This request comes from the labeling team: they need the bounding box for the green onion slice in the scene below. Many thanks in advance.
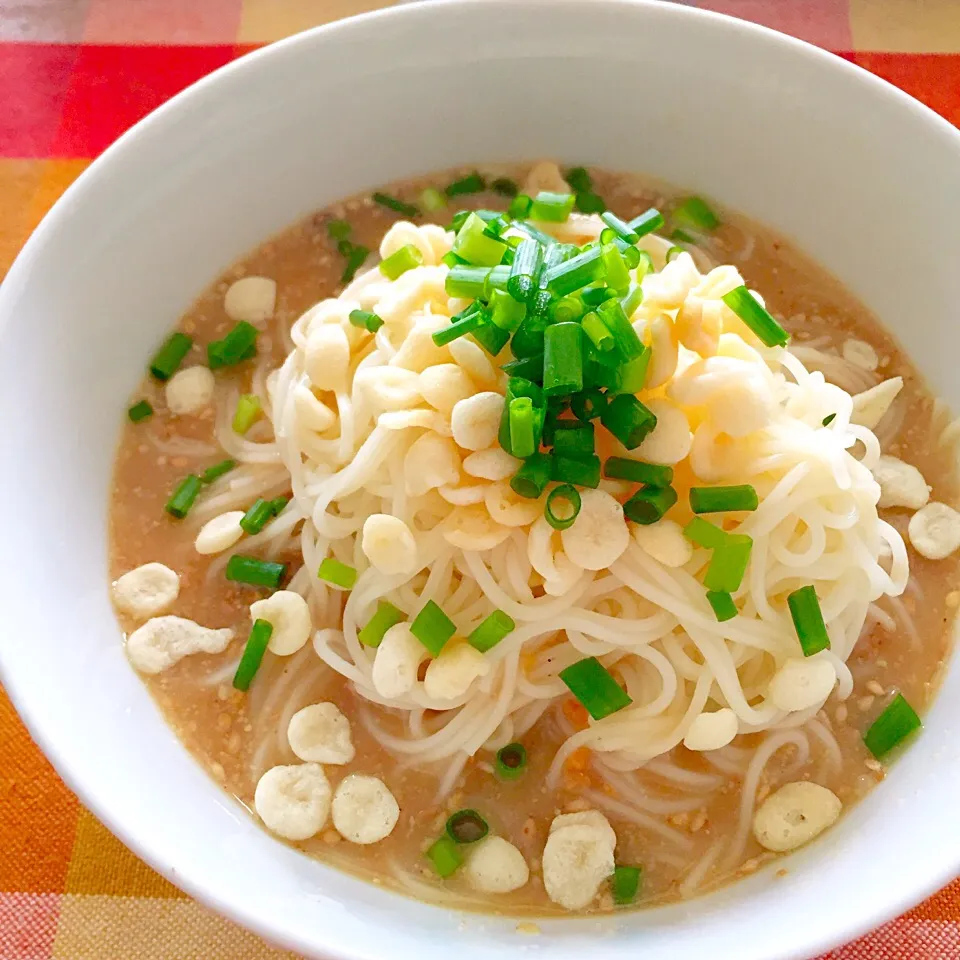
[787,585,831,656]
[508,397,536,459]
[571,388,608,422]
[543,322,584,397]
[318,557,358,590]
[491,177,519,197]
[628,208,665,239]
[863,693,922,759]
[446,809,489,844]
[690,484,759,514]
[232,394,262,434]
[240,498,275,536]
[564,167,593,193]
[420,187,446,212]
[822,413,836,426]
[672,196,720,232]
[380,243,424,280]
[560,656,633,721]
[149,332,193,381]
[552,422,595,460]
[411,599,457,657]
[201,459,237,484]
[704,534,753,593]
[349,309,384,333]
[510,452,552,500]
[707,590,738,622]
[339,243,370,284]
[128,400,153,423]
[529,191,576,223]
[372,192,419,217]
[165,475,202,519]
[445,172,486,196]
[575,192,606,214]
[495,742,528,780]
[327,219,351,241]
[232,619,274,692]
[358,601,406,648]
[601,394,657,449]
[551,454,601,489]
[208,320,259,369]
[225,555,286,588]
[721,285,789,348]
[603,457,673,487]
[426,835,463,877]
[545,484,582,531]
[683,516,729,549]
[611,865,643,905]
[623,486,677,525]
[469,610,516,652]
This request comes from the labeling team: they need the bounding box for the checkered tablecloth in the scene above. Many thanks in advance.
[2,1,960,957]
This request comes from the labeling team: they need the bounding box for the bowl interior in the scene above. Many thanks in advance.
[2,3,960,959]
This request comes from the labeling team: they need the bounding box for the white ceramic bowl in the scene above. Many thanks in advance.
[2,2,960,957]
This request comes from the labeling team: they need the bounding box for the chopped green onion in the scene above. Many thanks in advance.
[240,498,276,535]
[552,422,595,460]
[683,516,728,549]
[426,836,463,877]
[471,320,511,357]
[349,309,384,333]
[690,484,759,514]
[501,354,544,382]
[446,809,489,844]
[623,485,678,525]
[232,393,262,434]
[627,208,664,239]
[576,192,606,214]
[373,191,419,217]
[721,286,789,348]
[507,239,545,303]
[571,388,608,422]
[508,194,533,219]
[483,265,511,298]
[419,187,447,212]
[411,599,457,657]
[599,244,631,294]
[468,609,515,653]
[529,191,576,223]
[704,534,752,592]
[545,484,582,530]
[665,245,684,262]
[208,320,259,369]
[822,413,836,426]
[597,298,644,361]
[495,742,528,780]
[165,475,202,519]
[509,397,536,459]
[200,458,237,483]
[634,251,654,280]
[445,172,486,196]
[453,212,508,267]
[432,305,485,347]
[269,496,288,515]
[581,311,615,354]
[380,243,424,280]
[787,585,831,656]
[149,332,193,381]
[707,590,738,622]
[511,452,552,500]
[543,322,584,397]
[226,554,286,588]
[672,196,720,232]
[446,264,492,299]
[560,656,632,720]
[612,865,643,905]
[671,227,695,244]
[340,243,370,284]
[564,167,593,193]
[491,177,518,197]
[128,400,153,423]
[232,619,273,692]
[601,394,657,449]
[327,219,351,241]
[441,251,465,268]
[318,557,358,590]
[490,289,527,332]
[551,454,601,489]
[611,348,650,395]
[358,601,406,648]
[603,457,673,487]
[499,377,545,456]
[580,285,616,308]
[510,315,546,360]
[600,211,640,244]
[544,245,604,296]
[864,693,922,759]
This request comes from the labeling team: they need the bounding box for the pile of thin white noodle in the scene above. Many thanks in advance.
[165,168,927,888]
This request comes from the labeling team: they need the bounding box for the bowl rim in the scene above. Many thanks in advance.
[3,1,960,957]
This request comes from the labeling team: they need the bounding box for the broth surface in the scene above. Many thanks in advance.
[110,165,958,914]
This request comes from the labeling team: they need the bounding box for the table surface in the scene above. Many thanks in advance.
[2,1,960,957]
